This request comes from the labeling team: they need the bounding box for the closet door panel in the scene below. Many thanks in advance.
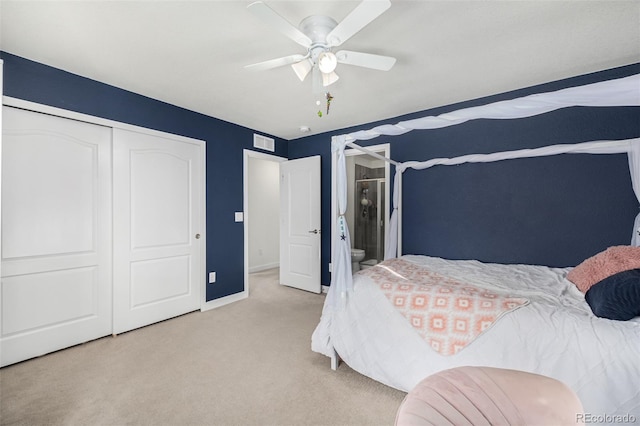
[2,267,98,335]
[130,151,190,249]
[130,256,190,307]
[1,106,112,367]
[113,128,203,335]
[2,130,95,258]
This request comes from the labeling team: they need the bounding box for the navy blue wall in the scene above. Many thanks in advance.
[1,52,287,302]
[289,64,640,285]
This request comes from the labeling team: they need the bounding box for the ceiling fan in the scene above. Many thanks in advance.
[245,0,396,90]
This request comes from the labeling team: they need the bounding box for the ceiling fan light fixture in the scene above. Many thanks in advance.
[322,71,339,87]
[291,59,313,81]
[246,0,395,91]
[318,51,338,74]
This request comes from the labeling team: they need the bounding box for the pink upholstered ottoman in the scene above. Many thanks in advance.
[395,367,583,426]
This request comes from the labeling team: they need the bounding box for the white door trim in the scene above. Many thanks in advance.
[3,97,202,146]
[331,143,391,271]
[243,149,287,297]
[2,96,207,311]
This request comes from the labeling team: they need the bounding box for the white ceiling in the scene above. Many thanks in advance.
[1,1,639,140]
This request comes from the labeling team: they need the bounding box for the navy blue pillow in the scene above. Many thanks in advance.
[585,269,640,321]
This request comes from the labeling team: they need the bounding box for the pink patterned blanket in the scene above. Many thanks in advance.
[359,258,529,356]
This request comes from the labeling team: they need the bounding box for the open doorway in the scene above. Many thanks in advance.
[243,150,286,296]
[332,143,391,274]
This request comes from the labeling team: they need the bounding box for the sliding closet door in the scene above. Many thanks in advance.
[1,106,112,367]
[112,129,204,335]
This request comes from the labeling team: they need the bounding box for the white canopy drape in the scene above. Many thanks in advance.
[328,136,353,308]
[330,74,640,308]
[342,74,639,142]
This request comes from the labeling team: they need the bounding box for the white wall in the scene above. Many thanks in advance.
[248,156,280,272]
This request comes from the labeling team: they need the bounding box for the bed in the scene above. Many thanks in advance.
[313,73,640,422]
[312,254,640,418]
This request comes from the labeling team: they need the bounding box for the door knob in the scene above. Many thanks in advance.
[308,229,320,234]
[195,233,201,239]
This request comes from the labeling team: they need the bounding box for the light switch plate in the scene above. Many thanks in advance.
[209,272,216,283]
[235,212,244,222]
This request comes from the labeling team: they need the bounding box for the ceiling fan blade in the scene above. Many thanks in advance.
[335,50,396,71]
[245,54,306,71]
[247,1,312,48]
[326,0,391,47]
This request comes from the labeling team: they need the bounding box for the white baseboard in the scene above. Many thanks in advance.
[201,290,248,312]
[322,285,329,294]
[248,262,279,274]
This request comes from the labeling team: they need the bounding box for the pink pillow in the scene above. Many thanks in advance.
[568,246,640,293]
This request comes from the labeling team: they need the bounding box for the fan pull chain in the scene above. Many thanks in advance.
[326,92,334,115]
[316,92,334,117]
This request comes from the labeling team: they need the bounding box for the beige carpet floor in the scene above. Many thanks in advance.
[0,269,406,426]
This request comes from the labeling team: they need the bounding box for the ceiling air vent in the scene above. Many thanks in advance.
[253,134,275,152]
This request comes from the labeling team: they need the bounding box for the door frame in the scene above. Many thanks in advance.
[331,143,391,273]
[1,96,207,312]
[243,149,287,297]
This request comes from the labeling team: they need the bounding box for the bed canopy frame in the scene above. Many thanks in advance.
[329,73,640,308]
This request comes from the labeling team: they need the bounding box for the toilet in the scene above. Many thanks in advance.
[359,259,379,270]
[351,249,365,272]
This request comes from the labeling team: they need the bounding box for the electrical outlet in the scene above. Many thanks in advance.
[209,272,216,283]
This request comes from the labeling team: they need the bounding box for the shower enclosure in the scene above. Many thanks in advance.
[354,178,385,264]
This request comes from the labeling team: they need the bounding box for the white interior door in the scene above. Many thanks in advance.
[1,106,112,366]
[279,156,321,293]
[113,128,204,334]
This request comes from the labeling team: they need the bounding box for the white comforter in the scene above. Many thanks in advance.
[312,255,640,420]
